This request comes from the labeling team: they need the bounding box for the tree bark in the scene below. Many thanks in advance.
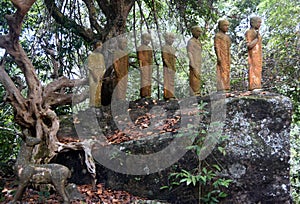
[0,0,88,164]
[44,0,135,43]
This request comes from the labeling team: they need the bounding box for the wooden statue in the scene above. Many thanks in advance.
[245,16,263,91]
[113,37,129,100]
[187,26,202,96]
[162,32,176,100]
[214,19,231,92]
[12,133,71,204]
[137,33,153,98]
[88,41,105,107]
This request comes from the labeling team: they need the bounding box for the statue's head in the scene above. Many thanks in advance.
[141,33,152,45]
[164,32,175,45]
[93,41,103,51]
[118,37,127,50]
[191,26,202,38]
[250,16,262,30]
[218,19,230,33]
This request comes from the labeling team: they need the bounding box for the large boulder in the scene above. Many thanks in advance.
[55,92,292,203]
[207,93,292,203]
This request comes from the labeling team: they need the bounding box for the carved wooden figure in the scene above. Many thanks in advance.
[12,134,71,204]
[245,16,263,91]
[187,26,202,96]
[88,41,105,107]
[214,19,231,92]
[162,32,176,100]
[137,33,153,98]
[113,38,129,100]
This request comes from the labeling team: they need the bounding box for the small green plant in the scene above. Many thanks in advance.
[38,186,51,203]
[162,165,232,204]
[198,101,209,116]
[161,102,232,203]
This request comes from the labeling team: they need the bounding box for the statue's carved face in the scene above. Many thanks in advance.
[94,41,102,51]
[165,33,175,45]
[94,43,102,52]
[254,19,262,30]
[142,34,151,45]
[118,38,127,50]
[191,26,202,38]
[219,20,229,33]
[250,17,262,30]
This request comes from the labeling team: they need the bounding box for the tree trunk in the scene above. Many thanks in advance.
[0,0,133,181]
[0,0,86,164]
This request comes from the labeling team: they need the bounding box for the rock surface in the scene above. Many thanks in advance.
[55,92,292,203]
[208,93,292,203]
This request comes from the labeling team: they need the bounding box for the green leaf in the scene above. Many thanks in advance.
[218,192,228,198]
[212,164,221,171]
[192,175,197,186]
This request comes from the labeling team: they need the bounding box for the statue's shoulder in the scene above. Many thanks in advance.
[245,28,256,36]
[214,32,223,39]
[188,37,195,43]
[89,51,103,58]
[187,37,197,45]
[163,46,176,57]
[162,45,172,51]
[137,44,152,52]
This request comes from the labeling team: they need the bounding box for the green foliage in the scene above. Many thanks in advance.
[55,105,73,116]
[163,164,232,203]
[38,186,51,203]
[161,103,231,203]
[0,0,14,34]
[257,0,300,121]
[290,122,300,203]
[0,97,20,163]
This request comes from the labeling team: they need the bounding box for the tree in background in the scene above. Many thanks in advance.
[0,0,89,163]
[258,0,299,119]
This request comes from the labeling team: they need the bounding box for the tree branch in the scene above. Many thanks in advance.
[0,62,35,128]
[11,0,36,15]
[0,71,26,108]
[43,77,88,107]
[0,35,10,50]
[8,44,42,100]
[43,77,87,98]
[3,1,43,103]
[0,53,26,110]
[6,0,36,44]
[44,0,96,43]
[44,91,88,107]
[82,0,102,34]
[103,0,135,39]
[0,1,42,128]
[95,0,110,17]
